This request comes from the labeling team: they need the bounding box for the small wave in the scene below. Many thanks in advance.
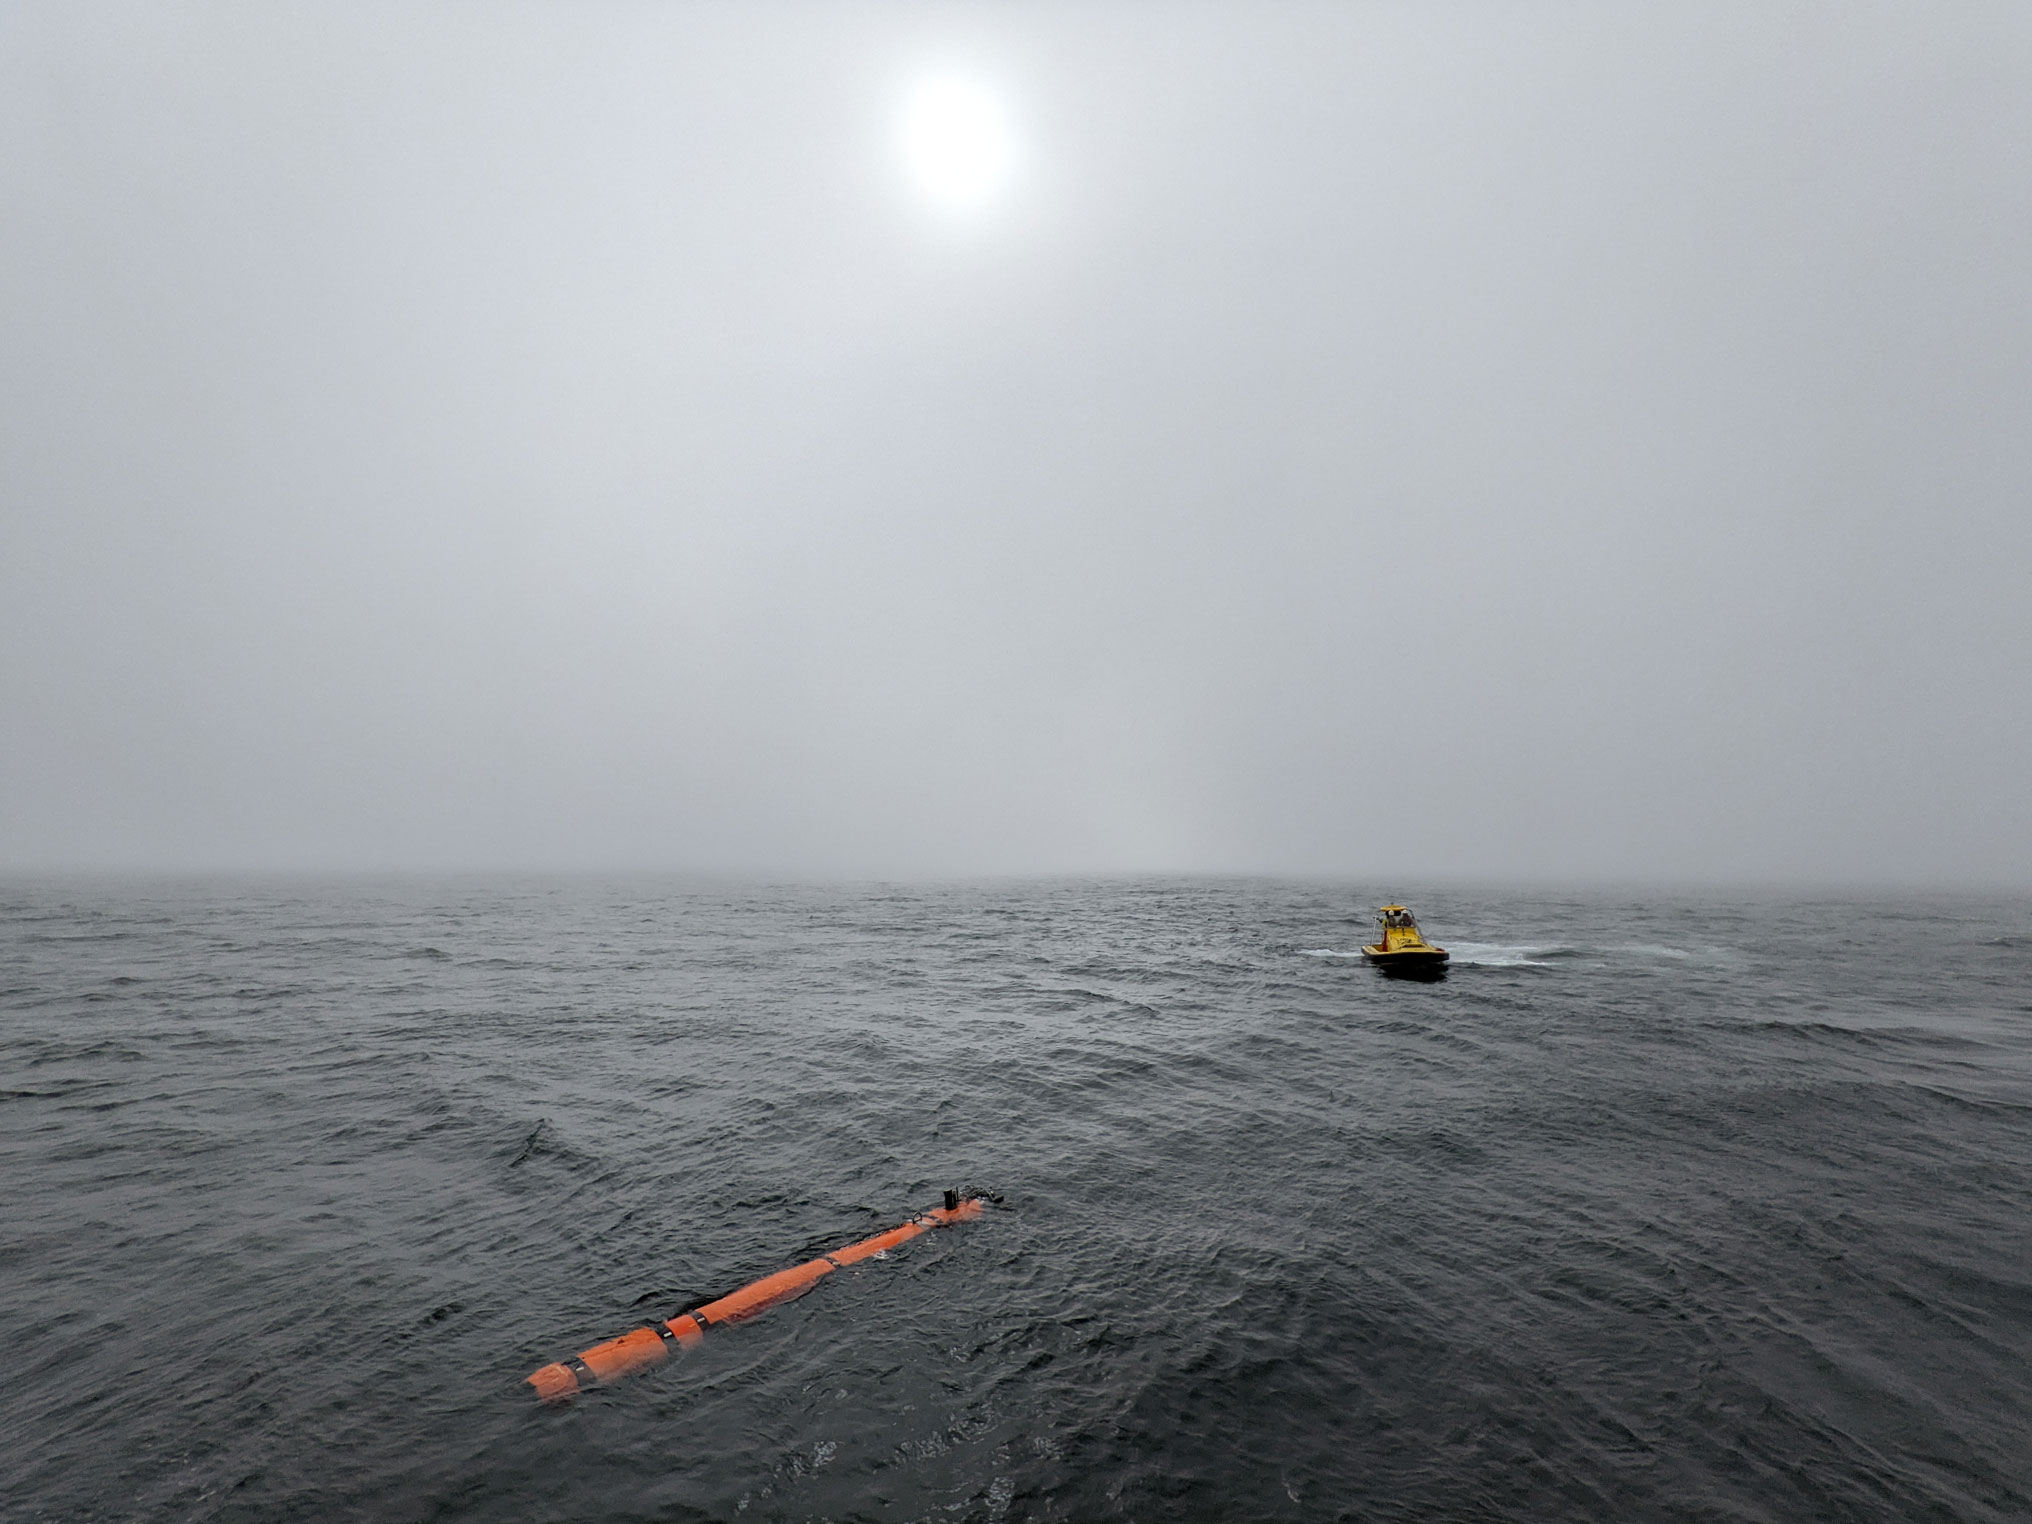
[1441,943,1711,967]
[1446,943,1568,968]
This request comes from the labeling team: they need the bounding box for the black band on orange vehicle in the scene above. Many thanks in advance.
[563,1356,595,1387]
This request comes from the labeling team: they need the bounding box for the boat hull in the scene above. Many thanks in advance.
[1360,945,1450,971]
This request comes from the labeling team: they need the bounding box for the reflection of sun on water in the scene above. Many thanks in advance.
[898,76,1016,210]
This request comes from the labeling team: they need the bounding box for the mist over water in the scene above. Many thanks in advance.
[3,3,2030,883]
[6,878,2030,1521]
[6,6,2032,1512]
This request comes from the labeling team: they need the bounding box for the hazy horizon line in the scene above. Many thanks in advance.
[3,863,2027,898]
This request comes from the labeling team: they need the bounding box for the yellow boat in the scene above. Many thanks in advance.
[1361,904,1449,973]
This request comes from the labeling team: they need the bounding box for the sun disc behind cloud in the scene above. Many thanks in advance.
[898,77,1017,210]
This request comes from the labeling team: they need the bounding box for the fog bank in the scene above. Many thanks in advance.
[3,3,2028,883]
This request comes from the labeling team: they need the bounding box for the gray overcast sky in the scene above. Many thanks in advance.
[2,2,2028,882]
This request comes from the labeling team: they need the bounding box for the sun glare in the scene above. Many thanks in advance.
[898,76,1017,211]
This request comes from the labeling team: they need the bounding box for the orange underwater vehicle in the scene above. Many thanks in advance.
[1361,904,1449,972]
[527,1191,990,1403]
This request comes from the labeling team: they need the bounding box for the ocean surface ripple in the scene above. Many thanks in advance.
[4,879,2030,1522]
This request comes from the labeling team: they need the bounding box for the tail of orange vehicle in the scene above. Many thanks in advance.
[527,1190,991,1404]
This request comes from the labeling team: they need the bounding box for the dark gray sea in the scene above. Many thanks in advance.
[4,878,2030,1523]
